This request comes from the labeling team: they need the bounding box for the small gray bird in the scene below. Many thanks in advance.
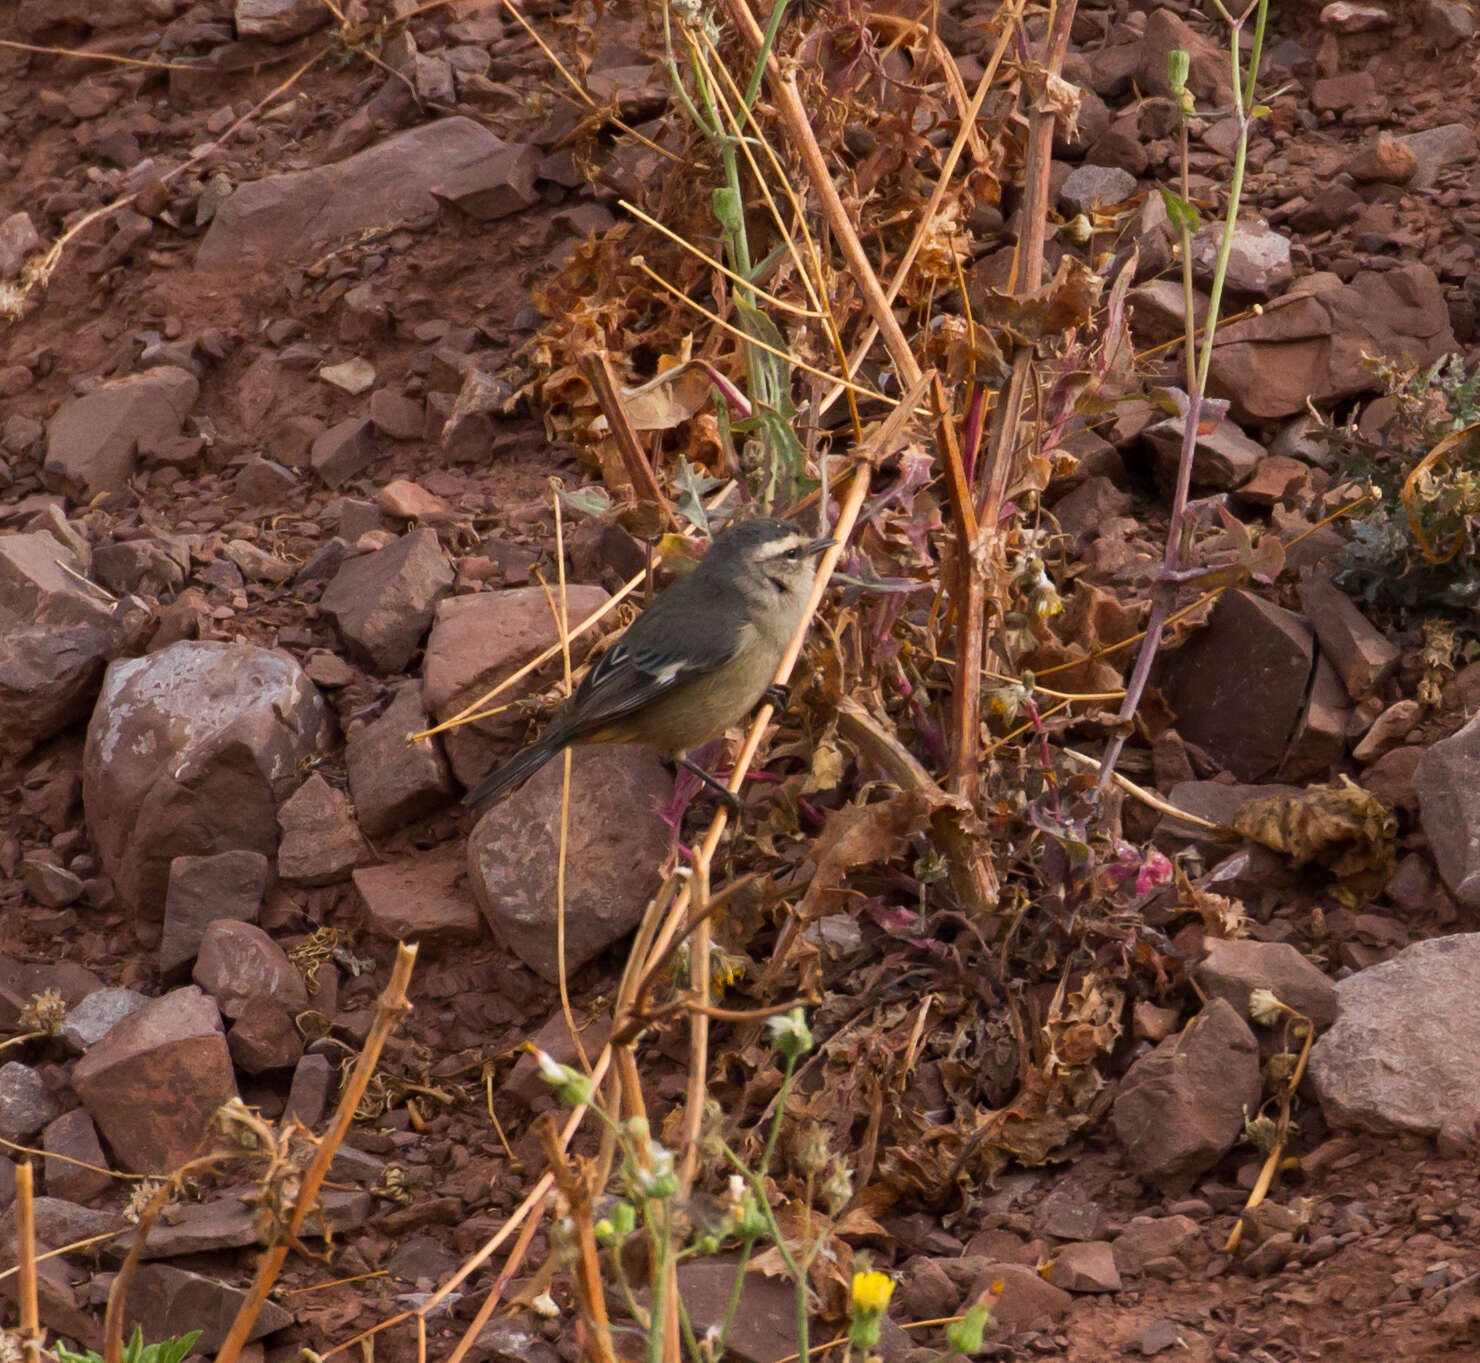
[462,517,834,808]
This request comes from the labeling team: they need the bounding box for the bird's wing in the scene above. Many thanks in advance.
[556,594,748,739]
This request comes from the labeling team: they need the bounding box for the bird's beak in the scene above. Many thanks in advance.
[805,536,836,557]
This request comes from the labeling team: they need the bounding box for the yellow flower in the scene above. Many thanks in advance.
[851,1271,894,1315]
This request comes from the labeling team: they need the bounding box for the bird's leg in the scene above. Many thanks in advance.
[677,757,743,815]
[761,683,790,712]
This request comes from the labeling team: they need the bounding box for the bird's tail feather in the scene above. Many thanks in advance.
[461,735,565,809]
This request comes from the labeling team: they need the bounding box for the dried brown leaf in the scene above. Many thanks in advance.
[1231,776,1398,904]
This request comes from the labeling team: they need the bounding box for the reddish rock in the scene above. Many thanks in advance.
[275,773,374,886]
[0,210,42,279]
[22,856,84,908]
[1277,656,1350,784]
[319,527,453,673]
[369,390,424,440]
[1137,9,1234,105]
[160,850,271,974]
[422,584,610,787]
[1189,221,1293,299]
[133,1187,370,1256]
[125,1262,291,1353]
[1144,413,1266,490]
[42,368,198,502]
[345,683,453,837]
[1112,998,1262,1190]
[1351,698,1421,764]
[42,1108,112,1202]
[1397,122,1478,190]
[1362,744,1422,814]
[431,141,539,220]
[967,1262,1072,1332]
[71,986,238,1173]
[1311,70,1379,113]
[1345,136,1416,185]
[0,531,147,762]
[1111,1215,1203,1276]
[285,1052,333,1127]
[93,538,189,598]
[309,416,378,489]
[1126,279,1206,347]
[1420,0,1477,47]
[1208,265,1455,422]
[1045,1240,1122,1293]
[1048,476,1133,541]
[1415,714,1480,908]
[193,919,308,1019]
[235,456,299,505]
[235,0,330,41]
[198,118,507,267]
[1297,574,1399,700]
[377,478,455,524]
[1238,456,1310,506]
[1193,938,1338,1030]
[222,538,295,585]
[227,996,304,1074]
[1310,934,1480,1141]
[467,746,672,983]
[82,641,332,918]
[354,843,483,946]
[1319,2,1394,30]
[1157,590,1314,781]
[669,1257,805,1363]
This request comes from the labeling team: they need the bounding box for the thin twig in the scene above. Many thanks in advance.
[580,353,681,528]
[215,944,419,1363]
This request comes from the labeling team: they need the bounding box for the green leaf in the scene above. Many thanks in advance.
[1157,186,1201,237]
[558,485,614,518]
[673,457,725,534]
[1250,103,1272,118]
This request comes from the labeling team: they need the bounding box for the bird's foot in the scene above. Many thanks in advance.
[678,756,743,814]
[762,683,790,711]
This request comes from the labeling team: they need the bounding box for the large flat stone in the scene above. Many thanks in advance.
[197,118,506,268]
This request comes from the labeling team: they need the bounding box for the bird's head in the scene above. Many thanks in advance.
[705,517,835,601]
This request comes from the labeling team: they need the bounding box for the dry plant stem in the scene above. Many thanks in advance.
[215,943,419,1363]
[580,352,681,527]
[15,1161,40,1363]
[1223,1011,1314,1253]
[0,1231,121,1287]
[442,1209,543,1363]
[937,370,988,819]
[535,1121,618,1363]
[493,0,678,162]
[721,0,920,388]
[821,0,1023,418]
[677,857,713,1195]
[1056,747,1220,827]
[1098,0,1268,794]
[547,493,593,1076]
[726,0,997,912]
[976,0,1075,526]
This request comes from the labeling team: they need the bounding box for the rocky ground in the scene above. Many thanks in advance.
[4,0,1480,1361]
